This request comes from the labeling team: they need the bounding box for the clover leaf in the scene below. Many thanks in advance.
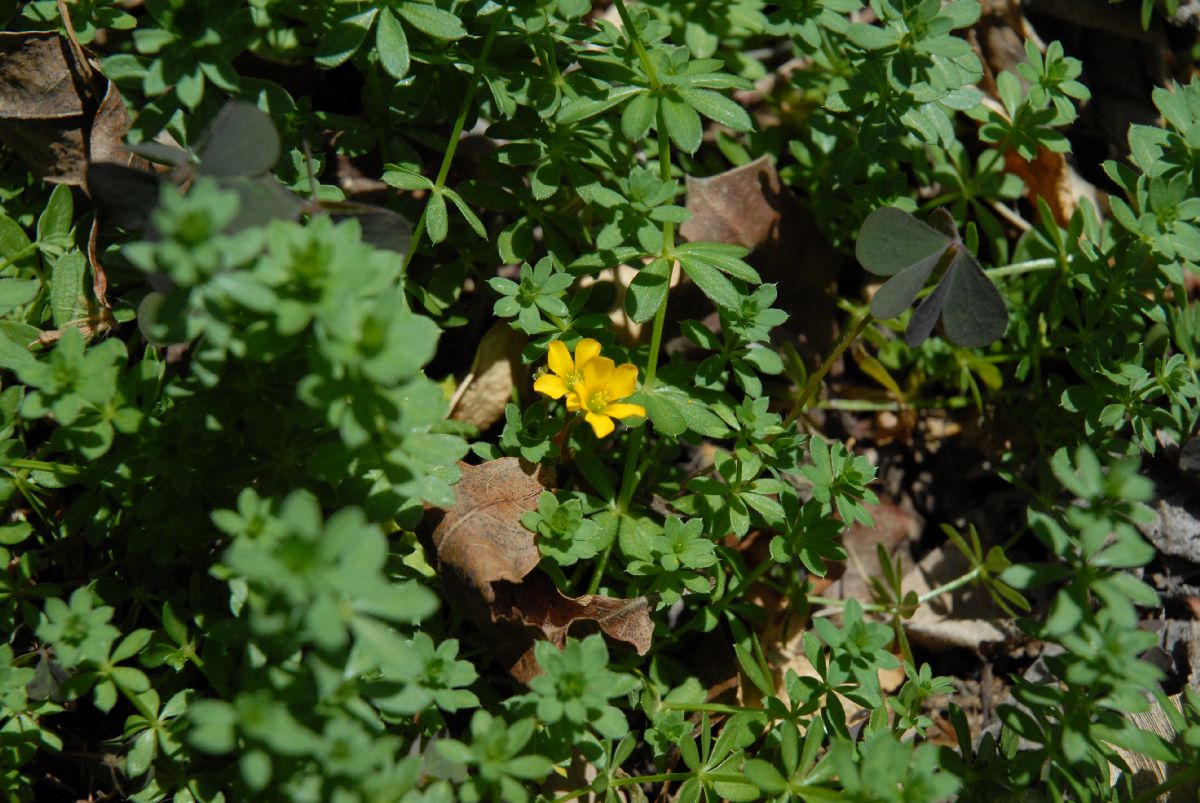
[857,206,1009,348]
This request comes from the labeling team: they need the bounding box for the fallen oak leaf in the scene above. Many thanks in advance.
[425,458,655,682]
[491,573,655,684]
[0,31,134,186]
[427,457,545,603]
[449,321,526,431]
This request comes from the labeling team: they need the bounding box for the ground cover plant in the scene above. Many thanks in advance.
[2,0,1200,800]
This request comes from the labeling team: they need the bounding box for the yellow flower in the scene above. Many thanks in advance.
[533,338,602,401]
[533,339,646,438]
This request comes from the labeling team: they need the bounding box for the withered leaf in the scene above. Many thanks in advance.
[492,573,654,683]
[449,321,526,431]
[678,154,837,366]
[427,458,655,683]
[0,32,88,119]
[429,457,546,599]
[0,31,134,186]
[680,154,783,250]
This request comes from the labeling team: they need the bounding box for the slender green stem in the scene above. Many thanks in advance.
[814,396,976,412]
[784,314,873,425]
[611,0,662,89]
[398,12,504,297]
[806,595,889,613]
[917,566,981,605]
[807,566,982,614]
[586,533,618,595]
[4,458,83,477]
[593,7,676,599]
[984,257,1062,278]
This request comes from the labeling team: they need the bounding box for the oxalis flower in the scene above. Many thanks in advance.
[534,339,646,438]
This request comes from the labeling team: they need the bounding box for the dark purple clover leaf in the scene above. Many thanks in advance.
[856,207,1008,348]
[195,101,281,177]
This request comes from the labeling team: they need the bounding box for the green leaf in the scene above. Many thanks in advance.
[744,758,788,793]
[241,748,273,792]
[197,102,280,177]
[398,2,467,39]
[426,191,449,243]
[558,85,645,125]
[376,8,411,80]
[382,168,433,191]
[0,279,40,309]
[38,184,74,243]
[847,23,899,50]
[674,242,760,282]
[678,87,752,132]
[0,214,34,270]
[625,256,671,324]
[0,326,37,370]
[661,95,703,153]
[445,190,487,238]
[679,254,739,309]
[316,8,379,68]
[639,389,687,436]
[0,522,32,545]
[50,252,87,328]
[188,700,238,754]
[621,91,657,141]
[857,207,950,278]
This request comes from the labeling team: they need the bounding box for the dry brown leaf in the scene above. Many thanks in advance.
[429,458,545,601]
[0,32,90,119]
[0,31,134,309]
[88,79,135,168]
[0,31,135,186]
[450,322,526,431]
[426,458,655,683]
[681,155,785,249]
[492,573,655,684]
[1003,146,1092,228]
[679,154,838,367]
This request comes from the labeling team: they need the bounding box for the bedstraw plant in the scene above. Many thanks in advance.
[1,0,1199,801]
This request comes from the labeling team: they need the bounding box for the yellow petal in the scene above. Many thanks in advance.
[583,356,615,389]
[547,340,573,378]
[533,374,568,399]
[565,391,583,412]
[604,402,645,420]
[585,412,615,438]
[608,363,639,399]
[574,338,602,368]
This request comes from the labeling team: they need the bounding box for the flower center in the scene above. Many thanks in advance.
[586,391,609,414]
[565,370,584,391]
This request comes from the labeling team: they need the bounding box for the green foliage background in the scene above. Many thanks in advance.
[1,0,1200,801]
